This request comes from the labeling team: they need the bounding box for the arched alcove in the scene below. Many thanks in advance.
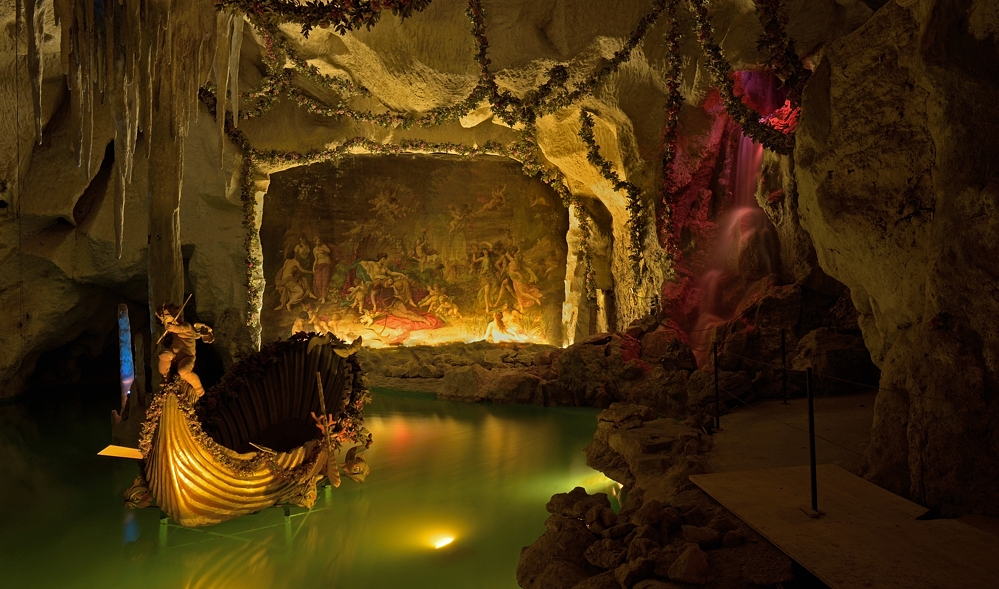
[257,154,572,347]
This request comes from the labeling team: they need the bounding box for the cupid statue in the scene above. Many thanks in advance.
[155,301,214,400]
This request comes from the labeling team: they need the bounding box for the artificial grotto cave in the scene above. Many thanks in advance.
[1,0,998,587]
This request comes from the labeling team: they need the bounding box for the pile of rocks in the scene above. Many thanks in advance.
[518,488,792,589]
[518,402,793,588]
[358,281,877,420]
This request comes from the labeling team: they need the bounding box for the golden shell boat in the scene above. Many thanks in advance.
[133,334,371,527]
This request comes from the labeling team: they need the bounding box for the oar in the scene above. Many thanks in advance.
[155,293,193,346]
[316,371,340,488]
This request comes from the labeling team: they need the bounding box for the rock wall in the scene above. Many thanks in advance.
[795,0,999,514]
[0,0,873,398]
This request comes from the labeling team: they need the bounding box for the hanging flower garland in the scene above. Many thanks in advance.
[754,0,810,106]
[579,110,644,284]
[659,0,684,262]
[687,0,795,154]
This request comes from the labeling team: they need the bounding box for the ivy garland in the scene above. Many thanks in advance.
[215,0,434,37]
[537,0,670,116]
[687,0,795,154]
[200,83,597,323]
[579,110,644,283]
[205,0,814,320]
[659,0,684,262]
[754,0,810,106]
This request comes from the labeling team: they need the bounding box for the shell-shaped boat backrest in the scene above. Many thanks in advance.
[198,336,353,453]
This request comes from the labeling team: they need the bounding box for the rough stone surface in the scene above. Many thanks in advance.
[614,557,655,588]
[681,525,721,549]
[791,327,879,392]
[584,539,628,570]
[796,0,999,513]
[667,543,711,585]
[517,514,599,588]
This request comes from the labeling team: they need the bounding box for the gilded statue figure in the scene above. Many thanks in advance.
[156,302,215,400]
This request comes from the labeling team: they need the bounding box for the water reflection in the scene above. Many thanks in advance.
[1,389,613,589]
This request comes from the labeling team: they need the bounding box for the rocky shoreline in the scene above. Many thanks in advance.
[518,403,795,589]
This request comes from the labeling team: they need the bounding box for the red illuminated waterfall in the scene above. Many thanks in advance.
[687,133,777,366]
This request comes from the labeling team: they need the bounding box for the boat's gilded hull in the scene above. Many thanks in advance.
[145,392,325,527]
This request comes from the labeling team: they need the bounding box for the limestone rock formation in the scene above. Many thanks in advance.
[796,0,999,514]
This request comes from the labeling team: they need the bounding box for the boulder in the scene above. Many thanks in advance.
[722,529,747,548]
[438,364,543,404]
[547,487,592,516]
[614,557,655,588]
[681,525,721,549]
[569,571,620,589]
[517,514,599,588]
[519,560,593,589]
[619,367,690,417]
[555,333,648,407]
[640,328,698,371]
[629,499,665,527]
[584,538,628,569]
[626,537,660,561]
[667,543,711,585]
[792,327,879,392]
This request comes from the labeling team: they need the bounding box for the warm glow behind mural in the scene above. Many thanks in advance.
[261,155,569,347]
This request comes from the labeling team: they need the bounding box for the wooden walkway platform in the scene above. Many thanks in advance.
[689,465,999,589]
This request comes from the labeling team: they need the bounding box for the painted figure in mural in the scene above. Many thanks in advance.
[484,311,511,343]
[412,230,438,273]
[371,192,404,221]
[294,236,313,270]
[347,280,370,314]
[476,184,507,216]
[313,237,333,304]
[472,243,500,314]
[418,284,446,315]
[292,311,311,335]
[447,204,474,235]
[304,302,335,335]
[495,246,543,312]
[383,283,430,324]
[156,303,214,400]
[359,253,415,312]
[529,192,551,208]
[274,252,313,311]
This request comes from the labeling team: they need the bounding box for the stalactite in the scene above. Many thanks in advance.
[48,1,232,258]
[25,0,46,142]
[228,15,244,127]
[215,10,233,161]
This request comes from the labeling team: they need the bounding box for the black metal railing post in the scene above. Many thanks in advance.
[807,367,818,513]
[713,342,720,429]
[781,329,788,404]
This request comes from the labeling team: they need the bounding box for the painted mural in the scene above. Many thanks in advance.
[260,155,569,347]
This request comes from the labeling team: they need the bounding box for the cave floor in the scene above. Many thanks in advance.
[703,391,999,541]
[706,392,877,476]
